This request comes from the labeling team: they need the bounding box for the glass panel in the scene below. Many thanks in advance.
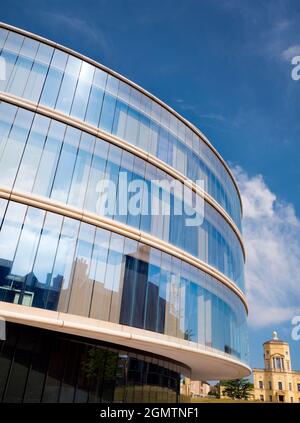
[0,31,24,92]
[67,222,95,316]
[55,55,82,115]
[71,61,95,120]
[0,28,8,50]
[10,207,45,306]
[50,125,81,203]
[32,120,66,197]
[84,138,109,214]
[40,49,68,108]
[29,212,63,309]
[55,217,80,312]
[7,37,39,97]
[85,68,107,127]
[23,43,54,103]
[67,132,95,209]
[89,228,111,320]
[0,102,17,161]
[0,107,33,189]
[14,114,50,193]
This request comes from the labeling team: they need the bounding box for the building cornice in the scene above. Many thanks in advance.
[253,368,300,375]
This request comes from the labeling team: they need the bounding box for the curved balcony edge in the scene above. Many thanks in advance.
[0,301,251,380]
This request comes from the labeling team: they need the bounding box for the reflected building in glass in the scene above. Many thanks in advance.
[0,22,250,403]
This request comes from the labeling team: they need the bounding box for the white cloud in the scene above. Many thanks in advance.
[281,45,300,61]
[233,166,300,328]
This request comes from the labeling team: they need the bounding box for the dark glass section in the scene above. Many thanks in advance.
[0,322,190,403]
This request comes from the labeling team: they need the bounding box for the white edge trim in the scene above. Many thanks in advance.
[0,302,251,380]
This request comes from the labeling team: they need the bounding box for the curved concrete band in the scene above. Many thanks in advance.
[0,302,251,380]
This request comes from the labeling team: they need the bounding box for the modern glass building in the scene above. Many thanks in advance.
[0,22,250,403]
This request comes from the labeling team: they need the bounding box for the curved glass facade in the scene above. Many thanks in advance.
[0,322,190,403]
[0,199,247,361]
[0,27,242,229]
[0,24,249,395]
[0,102,244,290]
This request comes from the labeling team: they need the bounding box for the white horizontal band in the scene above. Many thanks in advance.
[0,302,251,380]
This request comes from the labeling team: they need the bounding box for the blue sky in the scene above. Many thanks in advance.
[1,0,300,373]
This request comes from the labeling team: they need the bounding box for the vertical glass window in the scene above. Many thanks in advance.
[144,248,162,332]
[67,222,96,316]
[0,107,33,189]
[112,99,128,139]
[3,330,35,403]
[67,132,95,210]
[108,233,126,323]
[24,43,54,103]
[14,114,50,193]
[84,138,109,214]
[99,144,122,218]
[89,228,111,320]
[40,49,68,109]
[32,120,66,197]
[42,338,66,402]
[0,31,24,92]
[50,125,81,203]
[163,254,176,337]
[126,155,146,230]
[0,198,7,227]
[157,252,167,334]
[0,102,17,160]
[124,106,140,146]
[28,212,63,309]
[85,68,107,127]
[71,61,95,120]
[52,217,80,311]
[10,206,44,279]
[115,150,134,225]
[99,75,118,133]
[7,37,39,97]
[55,55,82,115]
[0,28,8,50]
[0,202,27,302]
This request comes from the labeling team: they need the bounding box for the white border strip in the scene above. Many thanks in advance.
[0,302,251,380]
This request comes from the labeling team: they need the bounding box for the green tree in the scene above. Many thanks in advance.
[221,379,253,400]
[208,383,221,398]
